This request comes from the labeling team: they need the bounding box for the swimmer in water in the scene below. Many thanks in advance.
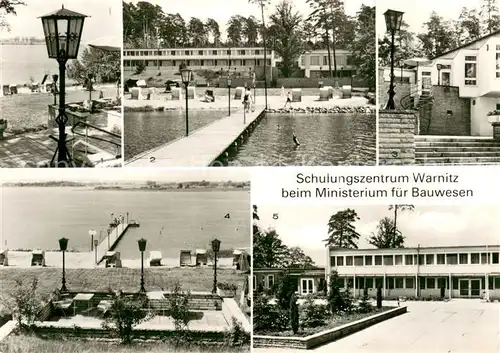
[292,131,300,146]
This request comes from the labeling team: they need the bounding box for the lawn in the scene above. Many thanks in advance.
[0,267,246,309]
[0,335,250,353]
[255,307,393,337]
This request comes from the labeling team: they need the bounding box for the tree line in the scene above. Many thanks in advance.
[253,204,415,269]
[123,0,375,87]
[379,0,500,66]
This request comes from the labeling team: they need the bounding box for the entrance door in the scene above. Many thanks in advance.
[421,72,432,91]
[459,279,469,297]
[470,279,481,297]
[441,72,451,86]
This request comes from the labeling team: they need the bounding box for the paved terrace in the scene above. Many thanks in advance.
[254,300,500,353]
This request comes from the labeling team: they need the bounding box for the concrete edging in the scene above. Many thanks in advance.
[253,306,407,349]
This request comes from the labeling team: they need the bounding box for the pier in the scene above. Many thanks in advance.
[126,106,266,167]
[94,222,131,264]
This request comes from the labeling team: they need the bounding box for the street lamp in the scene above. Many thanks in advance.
[40,5,88,167]
[59,237,69,292]
[138,238,147,293]
[227,77,232,117]
[180,68,193,137]
[89,229,96,251]
[87,72,94,101]
[211,238,221,294]
[436,64,443,86]
[383,9,404,110]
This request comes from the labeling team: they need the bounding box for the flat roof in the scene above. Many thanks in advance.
[329,245,500,252]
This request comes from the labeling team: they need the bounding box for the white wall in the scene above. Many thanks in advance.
[471,96,497,136]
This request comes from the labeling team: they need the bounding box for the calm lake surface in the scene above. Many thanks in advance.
[0,44,56,84]
[124,110,227,160]
[230,113,376,166]
[0,187,250,259]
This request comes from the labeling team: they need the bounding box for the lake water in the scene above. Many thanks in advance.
[0,187,250,259]
[230,113,376,166]
[0,44,57,85]
[124,110,227,160]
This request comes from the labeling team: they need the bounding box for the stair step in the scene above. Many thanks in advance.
[416,137,496,142]
[415,156,500,163]
[416,160,500,166]
[417,147,500,152]
[416,151,500,157]
[416,142,500,147]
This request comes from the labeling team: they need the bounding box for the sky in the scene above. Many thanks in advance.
[376,0,498,37]
[1,0,122,46]
[126,0,373,40]
[0,168,249,183]
[255,204,500,266]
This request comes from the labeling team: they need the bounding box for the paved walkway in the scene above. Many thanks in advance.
[126,106,264,167]
[254,300,500,353]
[0,321,17,342]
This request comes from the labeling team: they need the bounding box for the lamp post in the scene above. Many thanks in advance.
[87,72,93,101]
[227,77,232,117]
[436,64,443,86]
[180,68,193,137]
[138,238,147,293]
[211,238,221,294]
[107,229,111,249]
[383,9,404,110]
[40,5,87,167]
[89,229,96,251]
[59,237,69,292]
[93,239,98,264]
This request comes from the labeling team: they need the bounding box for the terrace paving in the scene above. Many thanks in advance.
[254,300,500,353]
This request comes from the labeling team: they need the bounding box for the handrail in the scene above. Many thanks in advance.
[72,130,121,148]
[71,121,121,139]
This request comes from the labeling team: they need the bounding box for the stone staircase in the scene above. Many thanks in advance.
[416,136,500,165]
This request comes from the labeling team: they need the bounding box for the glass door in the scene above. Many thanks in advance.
[301,278,314,295]
[470,279,481,297]
[459,279,469,297]
[442,72,451,86]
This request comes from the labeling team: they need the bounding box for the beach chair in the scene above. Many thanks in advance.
[105,251,122,268]
[31,250,45,266]
[0,250,8,266]
[180,250,192,267]
[319,87,329,101]
[195,249,208,266]
[292,88,302,102]
[149,251,162,267]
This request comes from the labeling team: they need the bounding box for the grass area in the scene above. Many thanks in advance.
[0,267,245,308]
[255,307,393,337]
[0,335,250,353]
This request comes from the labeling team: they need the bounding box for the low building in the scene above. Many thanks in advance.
[253,267,326,296]
[298,49,355,78]
[326,245,500,300]
[123,47,275,81]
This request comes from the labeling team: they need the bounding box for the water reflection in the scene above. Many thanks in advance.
[230,113,375,166]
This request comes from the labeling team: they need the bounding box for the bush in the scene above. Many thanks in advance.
[167,281,191,331]
[5,277,42,330]
[253,293,289,332]
[328,270,354,314]
[276,274,297,310]
[357,288,373,314]
[217,282,238,291]
[225,317,250,346]
[300,295,330,328]
[289,293,299,334]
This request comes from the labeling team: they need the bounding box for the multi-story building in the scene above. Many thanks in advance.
[123,47,275,81]
[298,49,355,78]
[326,245,500,300]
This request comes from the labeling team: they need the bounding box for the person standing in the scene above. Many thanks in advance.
[283,91,292,108]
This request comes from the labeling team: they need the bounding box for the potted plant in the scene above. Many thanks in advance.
[487,110,500,140]
[217,282,238,298]
[0,119,7,138]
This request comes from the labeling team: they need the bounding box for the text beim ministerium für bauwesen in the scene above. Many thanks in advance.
[280,172,474,199]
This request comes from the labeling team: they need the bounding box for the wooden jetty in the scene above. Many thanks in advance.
[126,106,266,167]
[95,222,134,264]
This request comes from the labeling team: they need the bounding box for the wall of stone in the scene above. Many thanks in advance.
[420,86,471,135]
[379,110,418,165]
[378,68,412,109]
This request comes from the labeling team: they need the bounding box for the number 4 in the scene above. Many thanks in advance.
[224,213,230,219]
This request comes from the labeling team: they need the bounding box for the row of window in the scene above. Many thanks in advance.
[337,276,500,290]
[301,55,353,67]
[124,49,271,57]
[496,45,500,78]
[124,59,271,68]
[331,252,500,267]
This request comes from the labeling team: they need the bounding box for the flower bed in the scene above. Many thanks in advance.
[266,106,374,114]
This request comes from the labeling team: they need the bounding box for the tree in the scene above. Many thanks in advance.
[268,0,304,77]
[67,46,121,85]
[285,246,316,268]
[5,277,41,329]
[276,274,297,309]
[388,205,414,238]
[227,15,246,46]
[289,293,299,334]
[350,5,376,90]
[456,8,482,43]
[357,287,372,313]
[378,21,422,67]
[188,17,207,47]
[324,208,361,249]
[160,13,187,47]
[253,205,261,236]
[327,269,353,314]
[0,0,25,31]
[418,12,459,58]
[253,228,288,268]
[167,281,191,331]
[102,294,149,344]
[205,18,221,46]
[480,0,500,34]
[368,217,405,249]
[243,16,260,46]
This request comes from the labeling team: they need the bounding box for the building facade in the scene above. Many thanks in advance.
[326,245,500,300]
[298,49,355,78]
[253,267,326,296]
[123,47,275,81]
